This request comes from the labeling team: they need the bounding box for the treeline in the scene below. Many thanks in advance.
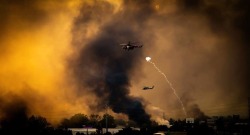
[0,113,156,135]
[0,112,170,135]
[1,113,249,135]
[0,113,120,135]
[0,115,72,135]
[59,113,118,128]
[58,113,158,128]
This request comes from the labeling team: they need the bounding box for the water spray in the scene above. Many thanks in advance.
[146,57,187,116]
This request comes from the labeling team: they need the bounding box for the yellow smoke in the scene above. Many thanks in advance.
[0,0,126,125]
[0,0,86,125]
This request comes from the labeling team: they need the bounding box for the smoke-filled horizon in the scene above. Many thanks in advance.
[0,0,249,126]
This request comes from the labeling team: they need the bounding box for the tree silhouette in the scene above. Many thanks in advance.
[100,114,116,128]
[27,115,52,135]
[69,113,89,128]
[89,114,102,128]
[115,119,127,127]
[59,118,71,129]
[0,114,72,135]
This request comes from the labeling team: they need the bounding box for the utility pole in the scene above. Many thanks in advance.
[248,97,250,122]
[105,104,108,134]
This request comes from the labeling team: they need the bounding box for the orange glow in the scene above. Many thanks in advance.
[0,0,248,125]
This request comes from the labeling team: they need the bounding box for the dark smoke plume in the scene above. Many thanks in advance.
[187,104,209,119]
[70,0,155,126]
[181,90,209,119]
[0,94,29,134]
[176,0,250,86]
[172,0,250,117]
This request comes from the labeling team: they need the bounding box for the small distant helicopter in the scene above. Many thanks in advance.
[142,85,154,90]
[119,41,143,51]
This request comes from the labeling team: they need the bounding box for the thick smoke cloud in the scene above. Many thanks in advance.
[70,0,155,126]
[0,94,29,133]
[70,0,250,122]
[0,0,86,125]
[176,0,250,114]
[145,0,250,118]
[187,104,208,119]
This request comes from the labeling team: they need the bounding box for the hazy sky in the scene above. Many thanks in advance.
[0,0,249,125]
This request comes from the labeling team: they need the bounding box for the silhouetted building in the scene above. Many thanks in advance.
[185,118,194,124]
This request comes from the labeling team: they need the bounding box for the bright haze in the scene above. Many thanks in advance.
[0,0,249,125]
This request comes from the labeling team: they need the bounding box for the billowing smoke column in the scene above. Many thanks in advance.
[70,0,154,126]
